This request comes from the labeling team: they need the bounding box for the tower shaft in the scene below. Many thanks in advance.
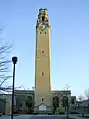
[34,8,52,113]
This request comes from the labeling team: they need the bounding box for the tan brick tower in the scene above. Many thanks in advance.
[34,8,52,113]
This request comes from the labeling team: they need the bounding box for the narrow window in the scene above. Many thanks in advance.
[45,32,46,34]
[42,97,44,102]
[42,50,44,54]
[42,72,44,76]
[40,32,42,34]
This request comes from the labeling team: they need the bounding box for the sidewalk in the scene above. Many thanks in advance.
[69,114,89,119]
[59,114,89,119]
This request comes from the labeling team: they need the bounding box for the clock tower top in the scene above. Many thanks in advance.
[36,8,50,28]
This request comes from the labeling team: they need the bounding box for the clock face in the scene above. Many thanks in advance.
[39,24,46,30]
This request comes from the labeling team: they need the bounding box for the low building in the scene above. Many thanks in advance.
[0,94,12,115]
[14,89,72,114]
[0,90,77,114]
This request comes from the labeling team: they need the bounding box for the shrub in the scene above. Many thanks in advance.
[70,112,79,114]
[59,112,65,115]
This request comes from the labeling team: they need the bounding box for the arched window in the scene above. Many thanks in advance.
[42,16,45,22]
[71,98,75,104]
[62,96,68,107]
[53,96,59,107]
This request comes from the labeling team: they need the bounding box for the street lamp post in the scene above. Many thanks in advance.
[11,56,18,119]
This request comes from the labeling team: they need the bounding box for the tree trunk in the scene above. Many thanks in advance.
[66,106,69,119]
[87,99,89,114]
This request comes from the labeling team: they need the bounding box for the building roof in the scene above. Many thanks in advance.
[51,90,71,94]
[14,89,71,94]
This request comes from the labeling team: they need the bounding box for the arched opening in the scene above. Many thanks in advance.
[42,16,45,22]
[62,96,68,107]
[53,96,59,114]
[26,96,33,114]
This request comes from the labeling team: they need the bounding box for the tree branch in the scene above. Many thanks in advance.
[0,29,12,91]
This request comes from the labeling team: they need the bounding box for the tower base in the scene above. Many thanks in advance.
[34,104,52,114]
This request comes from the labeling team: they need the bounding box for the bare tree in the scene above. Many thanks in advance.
[78,95,84,102]
[84,88,89,114]
[0,28,12,93]
[62,84,71,119]
[84,88,89,100]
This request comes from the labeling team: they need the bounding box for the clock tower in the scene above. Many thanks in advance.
[34,8,52,113]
